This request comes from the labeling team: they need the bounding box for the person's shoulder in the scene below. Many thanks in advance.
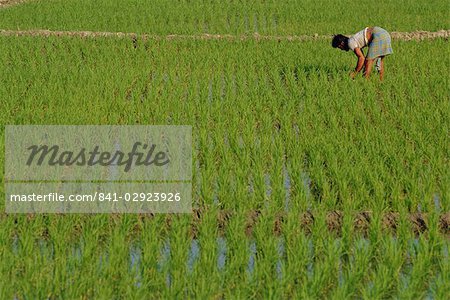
[348,38,358,51]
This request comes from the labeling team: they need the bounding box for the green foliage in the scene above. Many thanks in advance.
[0,24,448,298]
[0,0,448,34]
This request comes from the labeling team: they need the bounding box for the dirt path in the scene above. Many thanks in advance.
[0,28,449,41]
[0,0,28,8]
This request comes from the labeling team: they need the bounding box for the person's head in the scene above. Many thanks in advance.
[332,34,349,51]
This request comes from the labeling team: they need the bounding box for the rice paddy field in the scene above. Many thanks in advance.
[0,0,449,299]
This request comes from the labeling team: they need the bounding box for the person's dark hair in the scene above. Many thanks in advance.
[332,34,349,50]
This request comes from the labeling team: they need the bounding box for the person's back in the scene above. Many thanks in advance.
[348,27,369,51]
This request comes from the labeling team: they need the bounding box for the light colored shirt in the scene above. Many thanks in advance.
[348,27,368,51]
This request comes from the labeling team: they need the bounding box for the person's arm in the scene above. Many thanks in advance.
[350,48,365,78]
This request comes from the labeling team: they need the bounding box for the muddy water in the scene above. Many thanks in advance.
[433,193,441,212]
[247,240,257,277]
[9,235,443,294]
[187,239,200,273]
[13,138,443,289]
[276,237,285,279]
[217,237,227,271]
[157,239,171,287]
[283,165,290,211]
[130,245,142,287]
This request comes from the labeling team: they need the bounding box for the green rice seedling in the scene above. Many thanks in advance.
[187,206,222,297]
[0,0,448,35]
[221,211,251,296]
[0,31,448,297]
[251,211,283,296]
[138,214,167,295]
[163,214,191,297]
[338,237,372,298]
[428,240,450,299]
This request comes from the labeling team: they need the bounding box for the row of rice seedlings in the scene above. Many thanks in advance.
[1,36,448,212]
[0,37,446,211]
[0,210,446,297]
[0,214,170,298]
[0,0,448,35]
[0,192,443,293]
[0,36,448,297]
